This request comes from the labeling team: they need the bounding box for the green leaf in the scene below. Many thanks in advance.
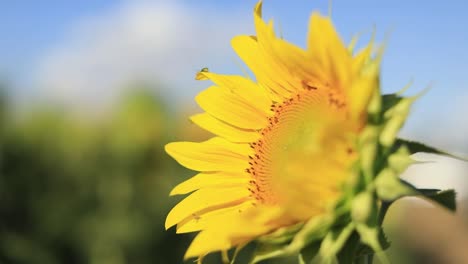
[381,94,403,113]
[299,241,321,264]
[336,232,361,264]
[395,139,468,162]
[231,242,256,264]
[420,189,457,211]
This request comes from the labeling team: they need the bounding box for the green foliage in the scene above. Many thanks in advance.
[394,139,468,162]
[419,189,457,212]
[0,87,192,264]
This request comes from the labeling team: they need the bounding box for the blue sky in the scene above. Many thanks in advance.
[2,1,467,94]
[3,1,467,85]
[0,1,117,81]
[0,0,467,153]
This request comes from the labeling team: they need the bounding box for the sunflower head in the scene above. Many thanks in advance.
[164,1,423,263]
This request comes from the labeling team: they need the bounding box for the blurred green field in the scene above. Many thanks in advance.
[0,86,199,264]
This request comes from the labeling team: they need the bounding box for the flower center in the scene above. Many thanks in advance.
[247,85,356,219]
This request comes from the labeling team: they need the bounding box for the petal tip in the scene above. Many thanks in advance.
[164,217,174,230]
[165,208,179,230]
[169,188,179,196]
[164,142,177,157]
[254,1,263,16]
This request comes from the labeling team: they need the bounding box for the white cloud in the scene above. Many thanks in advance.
[34,0,252,110]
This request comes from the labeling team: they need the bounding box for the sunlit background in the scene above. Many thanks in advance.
[1,0,467,263]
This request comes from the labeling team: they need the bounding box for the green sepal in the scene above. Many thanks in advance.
[355,224,390,264]
[334,227,391,264]
[379,94,416,147]
[353,228,391,260]
[358,125,380,182]
[349,189,391,264]
[256,222,303,245]
[375,168,417,201]
[387,145,414,174]
[367,86,383,121]
[374,145,418,201]
[250,242,289,264]
[351,192,374,224]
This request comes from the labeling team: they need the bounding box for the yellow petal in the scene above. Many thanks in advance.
[176,201,253,233]
[165,138,252,172]
[349,63,379,118]
[232,1,329,105]
[185,230,233,260]
[254,2,327,89]
[352,41,374,75]
[231,36,291,101]
[190,113,260,143]
[253,1,273,44]
[170,171,250,196]
[307,13,352,90]
[165,187,250,230]
[204,137,253,157]
[196,86,268,129]
[184,205,282,259]
[200,72,272,114]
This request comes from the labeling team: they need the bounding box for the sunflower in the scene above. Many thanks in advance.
[165,1,381,260]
